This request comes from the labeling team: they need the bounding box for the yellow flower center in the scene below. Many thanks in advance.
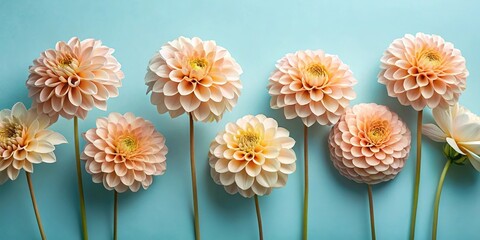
[305,63,328,87]
[0,121,23,145]
[55,54,79,77]
[189,58,208,71]
[238,132,260,153]
[117,136,138,155]
[367,120,390,145]
[419,50,441,68]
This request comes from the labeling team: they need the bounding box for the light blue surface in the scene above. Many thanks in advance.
[1,0,479,239]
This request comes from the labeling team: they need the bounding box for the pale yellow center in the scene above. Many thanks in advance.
[0,121,23,145]
[367,120,390,145]
[56,54,79,76]
[305,63,328,87]
[189,58,208,71]
[238,132,260,153]
[419,50,441,67]
[117,136,138,155]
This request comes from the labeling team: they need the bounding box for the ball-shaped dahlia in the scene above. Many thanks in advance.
[27,37,124,121]
[328,103,411,184]
[268,50,357,127]
[378,33,468,111]
[145,36,243,122]
[209,114,296,197]
[81,113,168,192]
[0,102,67,184]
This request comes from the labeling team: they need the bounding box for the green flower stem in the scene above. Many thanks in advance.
[367,184,376,240]
[26,172,46,240]
[189,113,201,240]
[432,159,452,240]
[410,110,423,239]
[74,117,88,240]
[114,191,118,240]
[254,195,264,240]
[303,125,309,240]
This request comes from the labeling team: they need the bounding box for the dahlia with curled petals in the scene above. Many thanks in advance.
[81,113,168,192]
[268,50,357,127]
[145,36,243,122]
[328,103,411,184]
[0,103,67,184]
[27,37,124,121]
[378,33,468,111]
[209,114,296,197]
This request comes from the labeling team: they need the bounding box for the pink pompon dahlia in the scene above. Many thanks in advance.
[82,113,168,192]
[328,103,411,184]
[27,37,124,121]
[378,33,468,111]
[0,102,67,184]
[145,36,243,122]
[268,50,357,127]
[209,114,296,198]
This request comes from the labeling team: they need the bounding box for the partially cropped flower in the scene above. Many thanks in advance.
[423,103,480,170]
[209,114,296,197]
[328,103,411,184]
[82,113,168,192]
[27,37,124,121]
[267,50,357,127]
[378,33,468,111]
[145,36,243,122]
[0,103,67,184]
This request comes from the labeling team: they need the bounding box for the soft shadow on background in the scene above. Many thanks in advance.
[1,0,480,239]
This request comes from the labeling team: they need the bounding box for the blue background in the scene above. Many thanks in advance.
[1,0,479,239]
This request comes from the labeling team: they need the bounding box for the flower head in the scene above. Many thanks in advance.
[209,114,296,197]
[27,37,124,121]
[0,103,67,184]
[145,36,243,122]
[82,113,168,192]
[423,103,480,170]
[268,50,357,127]
[378,33,468,111]
[328,103,411,184]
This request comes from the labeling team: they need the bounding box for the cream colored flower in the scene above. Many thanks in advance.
[378,33,468,111]
[0,103,67,184]
[27,37,124,121]
[209,114,296,197]
[423,103,480,170]
[328,103,411,184]
[268,50,357,127]
[82,113,168,192]
[145,36,243,122]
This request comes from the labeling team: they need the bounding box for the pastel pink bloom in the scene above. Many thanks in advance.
[145,36,243,122]
[209,114,296,197]
[328,103,411,184]
[27,37,124,122]
[82,113,168,192]
[0,103,67,184]
[268,50,357,127]
[423,103,480,171]
[378,33,468,111]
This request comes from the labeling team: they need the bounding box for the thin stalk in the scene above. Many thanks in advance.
[367,184,376,240]
[432,159,452,240]
[189,113,200,240]
[254,195,264,240]
[74,116,88,240]
[410,110,423,240]
[114,191,118,240]
[303,125,309,240]
[26,172,47,240]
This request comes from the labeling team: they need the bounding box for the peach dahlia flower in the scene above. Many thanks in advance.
[328,103,411,184]
[82,113,168,192]
[0,103,67,184]
[423,104,480,171]
[209,114,296,197]
[27,37,124,121]
[378,33,468,111]
[145,36,243,122]
[268,50,357,127]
